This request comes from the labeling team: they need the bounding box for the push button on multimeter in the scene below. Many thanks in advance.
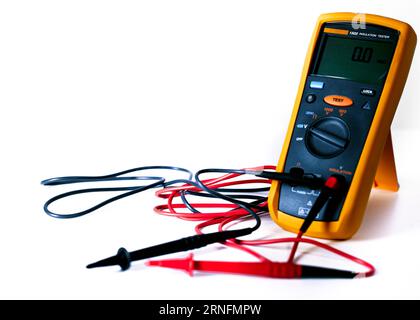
[361,89,376,97]
[306,94,317,103]
[309,81,325,89]
[324,95,353,107]
[305,117,350,158]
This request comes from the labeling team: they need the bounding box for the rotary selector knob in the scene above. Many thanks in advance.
[305,117,350,158]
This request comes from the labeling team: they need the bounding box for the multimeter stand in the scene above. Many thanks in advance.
[374,131,399,192]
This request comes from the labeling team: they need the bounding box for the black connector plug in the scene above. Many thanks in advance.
[254,167,324,190]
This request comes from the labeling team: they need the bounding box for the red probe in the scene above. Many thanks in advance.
[147,253,363,279]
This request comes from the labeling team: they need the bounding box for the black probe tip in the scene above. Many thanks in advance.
[86,247,131,271]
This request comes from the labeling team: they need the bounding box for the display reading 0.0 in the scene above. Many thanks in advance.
[313,35,396,85]
[352,47,373,63]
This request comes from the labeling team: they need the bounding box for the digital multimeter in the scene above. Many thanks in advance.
[268,13,417,239]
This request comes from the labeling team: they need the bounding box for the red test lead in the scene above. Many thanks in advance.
[146,254,361,279]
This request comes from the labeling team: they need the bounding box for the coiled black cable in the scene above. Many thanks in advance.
[41,166,192,219]
[41,165,268,227]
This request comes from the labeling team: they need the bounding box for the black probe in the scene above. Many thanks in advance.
[86,229,253,270]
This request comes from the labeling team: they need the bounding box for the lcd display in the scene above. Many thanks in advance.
[313,36,396,85]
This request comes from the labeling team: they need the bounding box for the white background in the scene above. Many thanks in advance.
[1,0,420,299]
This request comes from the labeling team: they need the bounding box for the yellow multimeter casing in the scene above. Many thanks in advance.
[268,13,417,239]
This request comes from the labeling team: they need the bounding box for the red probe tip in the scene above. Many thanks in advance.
[147,253,195,276]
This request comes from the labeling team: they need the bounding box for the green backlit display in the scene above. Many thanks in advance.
[314,36,395,85]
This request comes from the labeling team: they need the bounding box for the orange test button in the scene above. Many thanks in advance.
[324,95,353,107]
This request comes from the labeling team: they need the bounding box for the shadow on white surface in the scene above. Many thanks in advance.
[353,190,399,241]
